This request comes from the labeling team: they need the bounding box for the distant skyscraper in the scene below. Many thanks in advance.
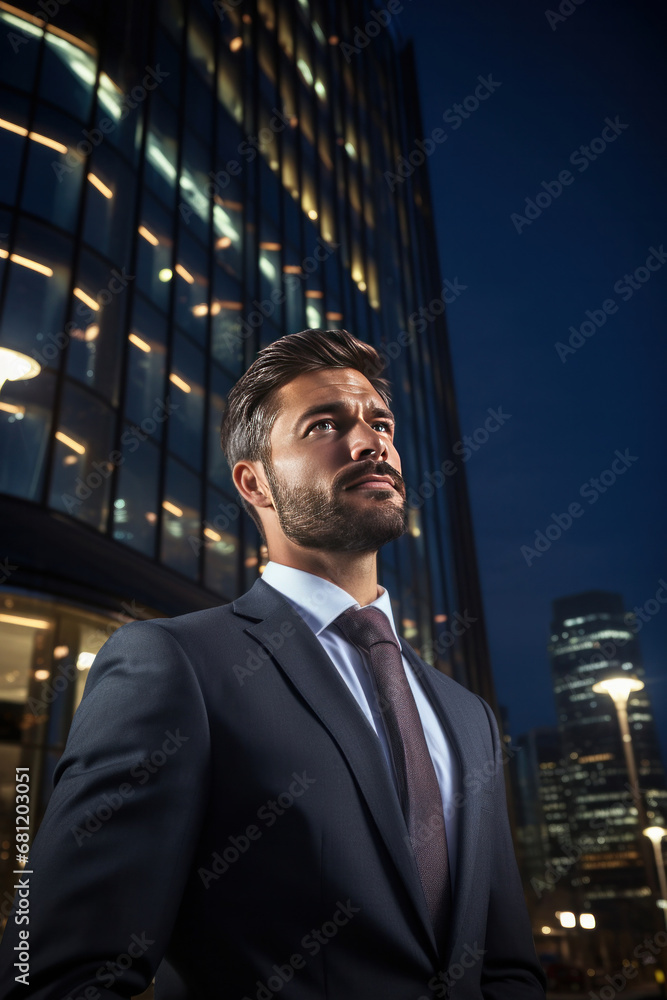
[548,590,667,928]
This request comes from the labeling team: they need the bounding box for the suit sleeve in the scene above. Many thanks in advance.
[0,619,211,1000]
[475,695,547,1000]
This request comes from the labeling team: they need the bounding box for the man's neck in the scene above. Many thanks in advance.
[265,550,381,607]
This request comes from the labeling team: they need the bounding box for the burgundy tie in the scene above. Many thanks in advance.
[332,605,451,942]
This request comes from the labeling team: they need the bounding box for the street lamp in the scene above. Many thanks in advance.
[0,347,41,394]
[591,676,647,825]
[643,826,667,929]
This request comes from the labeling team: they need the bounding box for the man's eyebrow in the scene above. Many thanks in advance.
[295,401,396,431]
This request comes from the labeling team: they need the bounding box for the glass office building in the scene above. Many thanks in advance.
[0,0,497,913]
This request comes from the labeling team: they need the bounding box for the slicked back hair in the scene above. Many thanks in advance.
[219,328,392,541]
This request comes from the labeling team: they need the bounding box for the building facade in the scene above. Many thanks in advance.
[548,590,667,933]
[0,0,496,922]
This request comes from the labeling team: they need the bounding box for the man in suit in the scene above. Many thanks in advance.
[0,328,546,999]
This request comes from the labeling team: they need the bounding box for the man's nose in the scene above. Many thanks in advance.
[349,423,389,461]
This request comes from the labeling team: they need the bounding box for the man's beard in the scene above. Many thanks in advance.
[263,461,409,553]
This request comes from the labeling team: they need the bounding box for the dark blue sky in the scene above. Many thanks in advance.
[398,0,667,757]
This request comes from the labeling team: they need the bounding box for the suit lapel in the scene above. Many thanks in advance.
[233,578,440,962]
[400,639,487,968]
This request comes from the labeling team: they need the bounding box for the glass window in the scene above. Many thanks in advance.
[0,11,41,91]
[39,30,98,122]
[145,93,178,208]
[208,363,235,493]
[83,144,137,267]
[174,230,209,347]
[20,105,85,233]
[136,190,174,313]
[112,429,160,557]
[49,379,115,532]
[153,26,182,108]
[158,0,185,44]
[0,369,55,502]
[204,486,240,597]
[213,194,243,281]
[0,219,72,361]
[65,248,127,406]
[160,456,201,580]
[0,89,28,206]
[180,126,211,246]
[217,33,243,125]
[167,331,205,472]
[210,268,244,374]
[124,295,168,441]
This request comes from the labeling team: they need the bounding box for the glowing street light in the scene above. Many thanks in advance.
[0,347,41,394]
[592,675,646,824]
[643,826,667,929]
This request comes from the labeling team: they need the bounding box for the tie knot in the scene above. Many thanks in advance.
[332,605,399,653]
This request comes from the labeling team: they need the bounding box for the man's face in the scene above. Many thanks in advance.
[262,367,408,552]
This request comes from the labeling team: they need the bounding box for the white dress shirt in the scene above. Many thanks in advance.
[260,560,460,888]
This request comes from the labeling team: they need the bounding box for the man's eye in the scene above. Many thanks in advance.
[309,420,334,432]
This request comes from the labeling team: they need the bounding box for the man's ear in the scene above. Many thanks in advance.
[232,460,274,510]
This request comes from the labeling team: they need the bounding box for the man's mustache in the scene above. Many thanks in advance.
[334,462,405,497]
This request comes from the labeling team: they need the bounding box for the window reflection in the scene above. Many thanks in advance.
[49,379,115,531]
[39,29,97,123]
[21,106,84,233]
[174,231,209,347]
[208,364,234,493]
[125,295,167,440]
[0,11,41,91]
[210,268,244,374]
[180,127,211,246]
[83,145,136,267]
[0,89,30,206]
[145,94,178,207]
[0,219,72,360]
[0,369,55,502]
[137,192,174,312]
[213,196,243,279]
[168,331,205,472]
[204,487,239,597]
[112,430,160,557]
[66,249,127,406]
[160,456,201,580]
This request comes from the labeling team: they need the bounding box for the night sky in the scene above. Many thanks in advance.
[397,1,667,757]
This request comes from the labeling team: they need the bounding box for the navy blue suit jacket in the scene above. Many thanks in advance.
[0,576,546,999]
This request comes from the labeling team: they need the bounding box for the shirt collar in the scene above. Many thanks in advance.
[259,560,401,643]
